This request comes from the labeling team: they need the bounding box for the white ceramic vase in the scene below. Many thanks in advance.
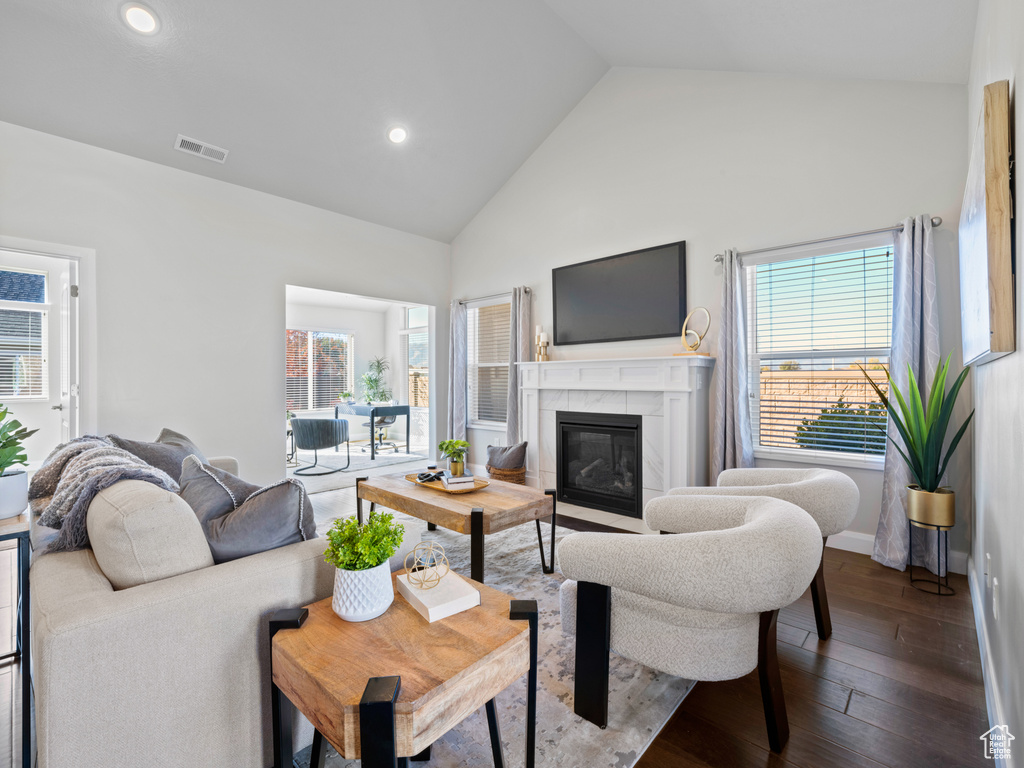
[0,471,28,520]
[332,560,394,622]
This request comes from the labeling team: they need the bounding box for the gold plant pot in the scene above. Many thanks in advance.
[906,486,955,531]
[448,459,465,478]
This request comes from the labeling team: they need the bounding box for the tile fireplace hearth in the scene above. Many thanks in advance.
[517,356,714,530]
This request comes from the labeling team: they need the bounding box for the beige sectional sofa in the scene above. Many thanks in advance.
[30,457,336,768]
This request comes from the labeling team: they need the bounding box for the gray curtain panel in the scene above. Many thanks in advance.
[446,299,468,441]
[506,286,532,445]
[874,216,941,572]
[711,248,754,483]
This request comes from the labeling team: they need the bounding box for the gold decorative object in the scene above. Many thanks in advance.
[535,327,550,361]
[906,486,955,531]
[675,306,711,355]
[404,542,450,590]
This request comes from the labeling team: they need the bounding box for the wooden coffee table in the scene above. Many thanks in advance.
[355,473,556,583]
[269,572,539,768]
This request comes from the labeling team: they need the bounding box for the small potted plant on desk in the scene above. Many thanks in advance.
[325,511,404,622]
[438,439,470,477]
[0,405,38,519]
[859,353,973,531]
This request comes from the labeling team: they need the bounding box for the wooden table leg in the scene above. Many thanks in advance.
[510,599,539,768]
[573,582,610,729]
[360,676,402,768]
[471,508,484,583]
[269,608,309,768]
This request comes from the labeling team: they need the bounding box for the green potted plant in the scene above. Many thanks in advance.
[324,510,404,621]
[338,391,355,404]
[858,353,973,530]
[0,405,38,519]
[438,439,470,477]
[360,357,392,404]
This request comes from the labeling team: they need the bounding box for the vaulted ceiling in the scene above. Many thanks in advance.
[0,1,978,242]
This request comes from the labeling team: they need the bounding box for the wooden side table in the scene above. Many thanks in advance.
[269,572,539,768]
[0,512,31,768]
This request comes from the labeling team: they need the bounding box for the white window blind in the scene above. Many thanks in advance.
[0,268,48,399]
[401,330,430,408]
[467,301,510,424]
[747,245,892,456]
[285,330,354,412]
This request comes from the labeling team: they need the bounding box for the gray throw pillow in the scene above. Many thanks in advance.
[109,428,207,483]
[178,455,317,564]
[486,441,527,469]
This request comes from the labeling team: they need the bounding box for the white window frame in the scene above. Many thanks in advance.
[0,266,50,401]
[745,232,894,470]
[286,326,355,413]
[399,306,430,409]
[466,294,511,432]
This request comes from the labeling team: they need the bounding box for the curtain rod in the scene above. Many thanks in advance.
[457,287,530,305]
[713,217,943,263]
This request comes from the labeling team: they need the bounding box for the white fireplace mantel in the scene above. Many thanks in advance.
[517,356,715,504]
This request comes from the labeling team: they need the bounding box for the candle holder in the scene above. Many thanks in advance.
[536,334,550,361]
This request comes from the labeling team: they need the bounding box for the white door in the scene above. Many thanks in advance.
[58,261,79,441]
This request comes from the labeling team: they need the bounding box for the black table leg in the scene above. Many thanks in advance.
[356,477,367,525]
[485,699,505,768]
[573,581,611,729]
[269,609,309,768]
[536,490,557,574]
[510,600,539,768]
[410,744,431,762]
[406,413,410,454]
[360,676,401,768]
[427,522,437,532]
[471,508,485,583]
[370,407,377,461]
[310,729,327,768]
[18,534,30,768]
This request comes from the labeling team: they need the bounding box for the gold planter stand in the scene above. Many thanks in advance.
[906,486,955,596]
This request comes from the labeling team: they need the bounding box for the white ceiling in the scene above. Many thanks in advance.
[0,1,977,243]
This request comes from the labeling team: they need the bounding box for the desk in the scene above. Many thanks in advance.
[334,403,411,461]
[0,512,31,768]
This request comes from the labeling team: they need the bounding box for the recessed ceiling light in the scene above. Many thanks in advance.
[388,126,408,144]
[122,3,159,34]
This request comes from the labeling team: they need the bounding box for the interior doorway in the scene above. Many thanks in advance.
[0,249,80,467]
[284,285,436,483]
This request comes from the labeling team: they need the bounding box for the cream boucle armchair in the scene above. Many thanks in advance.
[667,467,859,640]
[559,495,822,752]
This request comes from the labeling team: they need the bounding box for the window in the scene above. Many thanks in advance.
[401,306,430,408]
[0,268,48,399]
[285,329,354,411]
[746,239,893,459]
[467,300,511,425]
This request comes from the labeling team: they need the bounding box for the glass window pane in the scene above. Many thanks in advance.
[0,270,45,304]
[407,306,428,328]
[0,308,46,398]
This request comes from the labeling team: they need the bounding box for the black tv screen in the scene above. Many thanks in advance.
[553,241,686,345]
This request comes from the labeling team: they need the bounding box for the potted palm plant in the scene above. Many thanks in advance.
[859,354,973,530]
[438,439,470,477]
[0,405,38,519]
[324,511,404,621]
[361,357,392,404]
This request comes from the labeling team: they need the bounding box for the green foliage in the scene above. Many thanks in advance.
[0,405,38,476]
[324,511,404,571]
[361,356,392,404]
[438,439,470,462]
[338,391,353,401]
[857,353,974,492]
[795,397,887,454]
[779,360,802,371]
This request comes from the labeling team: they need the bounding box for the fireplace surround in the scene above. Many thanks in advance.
[557,411,643,517]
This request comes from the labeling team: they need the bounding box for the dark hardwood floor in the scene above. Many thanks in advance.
[636,547,990,768]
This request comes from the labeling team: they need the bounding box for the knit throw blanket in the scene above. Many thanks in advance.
[30,436,179,553]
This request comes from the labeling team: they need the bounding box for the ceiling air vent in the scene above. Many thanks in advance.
[174,134,229,164]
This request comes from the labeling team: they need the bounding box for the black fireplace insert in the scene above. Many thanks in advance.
[556,411,642,518]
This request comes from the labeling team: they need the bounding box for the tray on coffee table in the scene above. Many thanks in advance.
[405,473,489,494]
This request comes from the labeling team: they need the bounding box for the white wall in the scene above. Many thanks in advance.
[0,120,450,484]
[966,0,1023,740]
[451,67,968,548]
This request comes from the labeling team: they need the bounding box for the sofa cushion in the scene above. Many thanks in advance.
[178,455,317,564]
[109,428,207,483]
[86,480,214,590]
[486,441,527,469]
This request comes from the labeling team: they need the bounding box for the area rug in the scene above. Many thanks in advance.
[287,450,427,494]
[295,509,694,768]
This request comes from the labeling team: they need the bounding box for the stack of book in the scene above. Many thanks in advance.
[441,470,475,489]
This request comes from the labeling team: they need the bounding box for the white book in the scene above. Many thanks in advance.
[397,570,481,623]
[442,470,475,485]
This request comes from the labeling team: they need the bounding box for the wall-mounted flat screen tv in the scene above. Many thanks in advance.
[552,241,686,345]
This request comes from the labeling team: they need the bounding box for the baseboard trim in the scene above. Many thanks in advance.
[969,562,1009,767]
[826,530,967,574]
